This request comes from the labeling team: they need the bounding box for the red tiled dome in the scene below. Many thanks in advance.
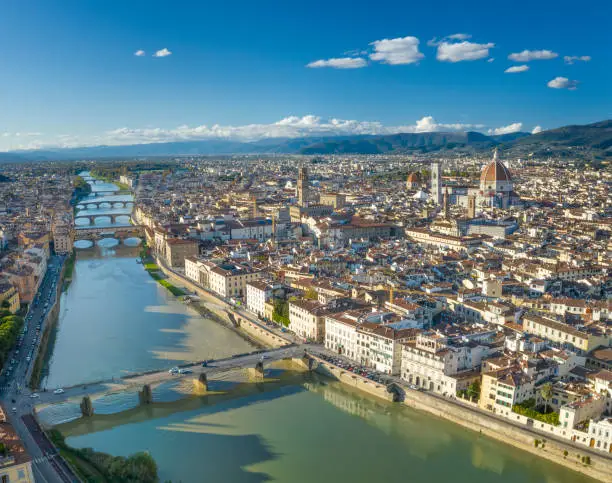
[407,172,421,183]
[480,150,512,184]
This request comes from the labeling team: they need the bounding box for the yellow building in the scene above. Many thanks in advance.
[0,417,35,483]
[0,283,20,313]
[523,314,610,353]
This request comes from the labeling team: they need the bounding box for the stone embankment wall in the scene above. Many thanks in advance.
[29,260,65,388]
[308,355,612,482]
[157,262,288,348]
[311,357,394,402]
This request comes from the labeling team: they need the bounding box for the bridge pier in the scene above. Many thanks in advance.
[301,353,316,371]
[139,384,153,405]
[193,373,208,393]
[249,361,265,381]
[80,396,94,417]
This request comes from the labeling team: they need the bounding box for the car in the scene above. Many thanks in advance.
[168,367,179,374]
[53,388,64,395]
[261,354,270,360]
[26,357,31,362]
[11,407,17,413]
[29,393,39,398]
[178,368,192,374]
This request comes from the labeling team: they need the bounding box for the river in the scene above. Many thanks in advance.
[41,173,254,389]
[56,375,595,483]
[41,174,596,483]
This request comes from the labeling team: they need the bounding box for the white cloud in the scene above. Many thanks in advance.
[531,125,543,134]
[153,48,172,58]
[547,76,579,90]
[134,50,146,57]
[369,36,424,65]
[436,40,494,62]
[487,58,495,63]
[306,57,367,69]
[487,123,523,135]
[508,49,558,62]
[3,115,496,150]
[447,33,471,41]
[504,65,529,73]
[564,55,591,65]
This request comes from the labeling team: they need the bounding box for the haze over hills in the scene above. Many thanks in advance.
[5,120,611,161]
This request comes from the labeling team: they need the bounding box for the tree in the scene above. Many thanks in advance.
[467,381,481,401]
[304,287,318,300]
[540,382,554,414]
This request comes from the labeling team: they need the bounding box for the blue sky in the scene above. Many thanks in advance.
[0,0,610,150]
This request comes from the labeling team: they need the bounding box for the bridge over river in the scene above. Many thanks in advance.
[31,345,305,407]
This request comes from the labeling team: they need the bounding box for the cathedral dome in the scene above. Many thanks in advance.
[480,149,512,184]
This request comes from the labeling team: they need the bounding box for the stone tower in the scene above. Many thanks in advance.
[297,166,309,207]
[431,163,441,205]
[467,195,476,219]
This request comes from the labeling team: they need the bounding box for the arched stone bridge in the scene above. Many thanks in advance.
[74,225,143,240]
[74,213,132,225]
[77,201,133,209]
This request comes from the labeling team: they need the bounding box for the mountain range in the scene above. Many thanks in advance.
[6,120,611,161]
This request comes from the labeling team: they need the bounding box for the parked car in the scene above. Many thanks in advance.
[53,388,65,395]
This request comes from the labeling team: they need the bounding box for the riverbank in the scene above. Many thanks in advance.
[309,354,612,482]
[154,257,291,348]
[29,258,66,389]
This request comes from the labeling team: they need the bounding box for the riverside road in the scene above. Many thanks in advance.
[0,255,80,482]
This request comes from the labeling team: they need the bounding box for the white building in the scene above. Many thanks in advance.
[401,332,485,395]
[246,280,279,317]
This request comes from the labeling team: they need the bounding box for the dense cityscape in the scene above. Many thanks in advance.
[1,1,611,482]
[0,145,609,481]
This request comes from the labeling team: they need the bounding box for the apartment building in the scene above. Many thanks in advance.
[289,299,327,342]
[0,282,20,313]
[208,263,261,299]
[355,323,415,375]
[163,238,199,268]
[523,314,610,354]
[246,280,280,317]
[401,332,484,395]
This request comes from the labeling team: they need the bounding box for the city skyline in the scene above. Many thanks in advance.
[1,0,610,151]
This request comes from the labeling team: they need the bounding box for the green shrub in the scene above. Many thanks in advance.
[513,399,560,426]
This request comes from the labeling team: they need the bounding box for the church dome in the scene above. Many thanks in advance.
[407,172,421,183]
[480,149,512,184]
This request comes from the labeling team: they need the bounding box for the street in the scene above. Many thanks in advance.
[0,254,79,482]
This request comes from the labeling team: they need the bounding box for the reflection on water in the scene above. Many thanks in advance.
[42,243,254,389]
[60,377,595,483]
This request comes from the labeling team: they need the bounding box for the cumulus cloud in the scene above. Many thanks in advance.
[508,49,558,62]
[134,50,146,57]
[3,115,496,150]
[436,40,494,62]
[153,48,172,58]
[306,57,367,69]
[564,55,591,64]
[504,65,529,73]
[547,76,579,90]
[487,123,523,135]
[369,36,424,65]
[531,125,543,134]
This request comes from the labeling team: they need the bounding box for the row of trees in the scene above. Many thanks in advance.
[0,311,24,370]
[49,429,159,482]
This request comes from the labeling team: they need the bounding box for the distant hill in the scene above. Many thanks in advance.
[506,120,612,158]
[299,131,496,155]
[3,119,610,161]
